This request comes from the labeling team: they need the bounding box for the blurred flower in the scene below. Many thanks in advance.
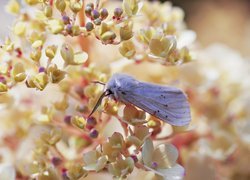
[142,138,185,179]
[102,132,126,162]
[83,150,108,172]
[108,157,134,178]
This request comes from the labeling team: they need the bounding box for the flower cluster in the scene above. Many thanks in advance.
[0,0,197,179]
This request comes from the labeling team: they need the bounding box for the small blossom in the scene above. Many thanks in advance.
[41,127,62,146]
[11,62,26,82]
[67,164,88,179]
[45,45,57,59]
[30,49,42,62]
[47,19,64,34]
[119,40,136,59]
[122,0,142,17]
[149,35,177,58]
[61,44,88,65]
[108,157,134,178]
[5,0,20,15]
[122,105,146,125]
[83,150,108,172]
[120,22,133,41]
[47,64,66,83]
[126,125,150,147]
[142,138,184,179]
[13,21,26,36]
[69,0,83,13]
[102,132,126,161]
[26,72,49,90]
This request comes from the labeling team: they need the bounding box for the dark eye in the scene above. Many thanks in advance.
[106,89,113,95]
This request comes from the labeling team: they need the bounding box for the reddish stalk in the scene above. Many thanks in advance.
[78,2,90,56]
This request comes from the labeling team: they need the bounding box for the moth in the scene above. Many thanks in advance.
[89,73,191,126]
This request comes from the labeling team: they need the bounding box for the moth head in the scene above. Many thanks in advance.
[88,89,113,118]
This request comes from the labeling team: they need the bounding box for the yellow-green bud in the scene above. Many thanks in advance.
[11,62,26,82]
[47,64,66,83]
[71,116,86,129]
[44,5,53,18]
[47,19,64,34]
[30,49,42,62]
[60,43,74,65]
[119,40,136,59]
[120,22,133,41]
[101,31,116,42]
[45,45,57,59]
[0,83,8,92]
[55,0,66,13]
[25,0,39,5]
[69,0,83,13]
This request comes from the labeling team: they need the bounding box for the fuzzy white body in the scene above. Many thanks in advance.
[105,73,191,126]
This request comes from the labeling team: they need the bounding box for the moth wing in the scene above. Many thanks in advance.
[120,82,191,126]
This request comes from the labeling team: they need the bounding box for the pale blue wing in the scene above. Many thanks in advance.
[118,82,191,126]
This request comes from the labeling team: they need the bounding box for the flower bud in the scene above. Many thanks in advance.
[72,25,81,36]
[55,0,66,13]
[14,22,26,36]
[100,8,108,19]
[39,67,46,73]
[85,6,92,18]
[85,22,94,31]
[101,31,116,42]
[89,129,99,138]
[44,5,53,18]
[11,62,26,82]
[0,82,8,92]
[87,116,97,126]
[93,18,102,26]
[32,40,43,49]
[65,24,73,34]
[26,73,48,90]
[64,115,72,125]
[62,15,70,25]
[69,0,83,13]
[87,2,94,9]
[47,19,64,34]
[114,8,123,18]
[25,0,39,5]
[47,64,66,83]
[71,116,86,129]
[120,22,133,41]
[5,0,20,14]
[30,49,42,62]
[60,43,74,65]
[119,40,136,59]
[92,10,100,19]
[45,45,57,59]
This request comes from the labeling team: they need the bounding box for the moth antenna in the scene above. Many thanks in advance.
[91,81,106,86]
[88,90,112,117]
